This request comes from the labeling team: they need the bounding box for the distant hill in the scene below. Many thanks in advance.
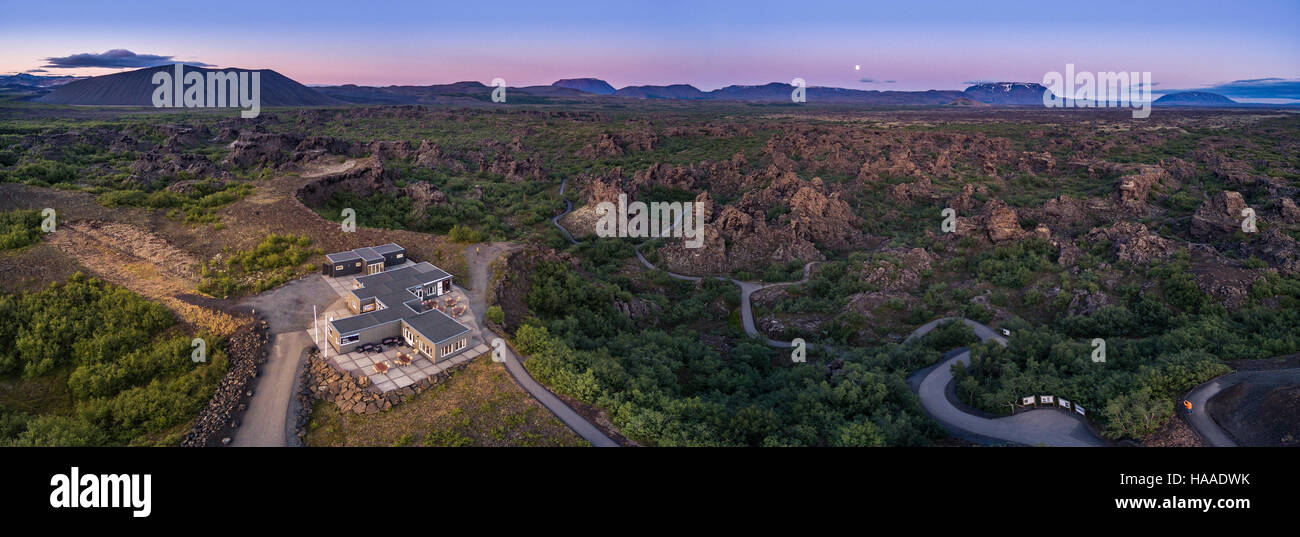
[961,82,1053,105]
[615,84,708,99]
[0,73,87,88]
[38,65,342,106]
[552,78,616,95]
[317,81,592,104]
[1154,91,1237,106]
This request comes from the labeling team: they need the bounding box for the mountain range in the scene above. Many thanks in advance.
[13,66,1264,108]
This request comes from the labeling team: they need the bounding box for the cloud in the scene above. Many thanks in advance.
[24,68,49,73]
[1199,78,1300,99]
[42,49,211,69]
[858,77,896,84]
[1157,77,1300,100]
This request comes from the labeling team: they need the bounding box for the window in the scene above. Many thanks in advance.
[355,262,362,267]
[340,333,360,344]
[335,265,343,270]
[441,338,466,356]
[395,253,403,259]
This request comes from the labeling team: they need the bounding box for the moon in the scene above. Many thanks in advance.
[854,65,860,71]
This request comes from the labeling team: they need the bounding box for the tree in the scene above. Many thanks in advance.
[1102,388,1170,440]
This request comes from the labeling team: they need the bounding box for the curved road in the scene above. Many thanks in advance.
[1183,367,1300,447]
[556,182,1107,446]
[907,318,1105,447]
[463,243,618,447]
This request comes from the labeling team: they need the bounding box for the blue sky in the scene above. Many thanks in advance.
[1,0,1297,99]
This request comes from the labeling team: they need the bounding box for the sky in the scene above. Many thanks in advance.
[1,0,1297,100]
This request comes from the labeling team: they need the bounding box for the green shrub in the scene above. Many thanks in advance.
[0,209,42,250]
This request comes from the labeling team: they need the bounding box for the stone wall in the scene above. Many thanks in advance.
[181,317,270,447]
[289,350,474,445]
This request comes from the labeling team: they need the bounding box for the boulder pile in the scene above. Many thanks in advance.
[289,350,474,444]
[181,317,269,447]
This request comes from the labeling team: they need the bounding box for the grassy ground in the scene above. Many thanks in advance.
[304,357,587,447]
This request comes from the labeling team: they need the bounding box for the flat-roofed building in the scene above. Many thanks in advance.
[325,260,470,360]
[321,243,407,277]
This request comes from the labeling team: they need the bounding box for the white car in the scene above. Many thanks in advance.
[1001,328,1011,337]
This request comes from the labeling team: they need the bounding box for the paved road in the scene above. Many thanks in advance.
[551,178,578,245]
[1183,367,1300,447]
[908,318,1105,447]
[232,275,343,447]
[464,242,619,447]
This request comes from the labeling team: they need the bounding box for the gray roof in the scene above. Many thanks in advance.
[325,243,405,264]
[356,261,449,288]
[326,251,362,263]
[331,306,406,334]
[354,247,384,263]
[329,260,468,344]
[404,308,471,343]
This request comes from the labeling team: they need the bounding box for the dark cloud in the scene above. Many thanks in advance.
[1195,78,1300,99]
[858,78,896,84]
[42,49,211,69]
[24,68,49,73]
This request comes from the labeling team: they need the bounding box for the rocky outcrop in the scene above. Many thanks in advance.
[1084,222,1176,265]
[292,135,354,162]
[1281,197,1300,224]
[402,181,449,214]
[1257,229,1300,275]
[983,199,1024,244]
[1115,165,1172,212]
[656,200,824,276]
[488,155,545,183]
[576,133,623,158]
[295,156,391,206]
[1190,191,1249,239]
[861,248,935,292]
[223,131,303,168]
[129,150,223,186]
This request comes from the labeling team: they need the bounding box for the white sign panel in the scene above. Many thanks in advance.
[1040,395,1055,405]
[1059,399,1072,410]
[1022,396,1036,406]
[1075,405,1086,416]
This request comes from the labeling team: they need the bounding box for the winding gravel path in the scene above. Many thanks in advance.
[907,318,1105,447]
[554,185,1105,446]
